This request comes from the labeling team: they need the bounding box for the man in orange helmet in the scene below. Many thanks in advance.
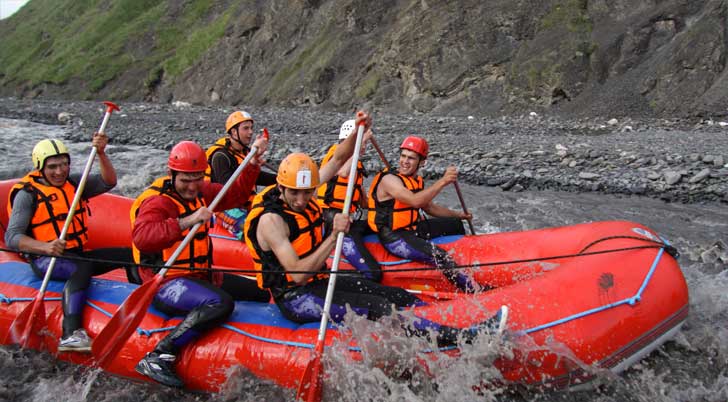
[367,135,477,292]
[244,113,505,346]
[131,138,269,388]
[205,111,277,238]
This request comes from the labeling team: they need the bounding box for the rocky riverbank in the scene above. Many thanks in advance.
[1,97,726,204]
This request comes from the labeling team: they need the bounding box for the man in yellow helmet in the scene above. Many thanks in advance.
[244,112,506,345]
[5,134,133,352]
[205,111,277,238]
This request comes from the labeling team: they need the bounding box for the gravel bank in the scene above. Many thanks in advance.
[1,97,726,204]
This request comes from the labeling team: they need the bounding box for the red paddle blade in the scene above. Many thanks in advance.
[5,298,46,349]
[296,342,325,402]
[92,278,160,368]
[102,101,120,113]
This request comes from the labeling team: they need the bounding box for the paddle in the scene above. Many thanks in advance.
[296,113,367,402]
[92,130,268,368]
[5,101,120,349]
[369,136,391,170]
[405,288,457,300]
[453,181,476,235]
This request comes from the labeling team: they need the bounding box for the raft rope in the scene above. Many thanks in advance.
[0,294,61,304]
[0,235,677,277]
[523,239,670,335]
[0,236,678,354]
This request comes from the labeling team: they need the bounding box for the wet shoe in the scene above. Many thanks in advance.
[490,305,509,336]
[58,329,92,353]
[462,305,509,343]
[135,352,184,388]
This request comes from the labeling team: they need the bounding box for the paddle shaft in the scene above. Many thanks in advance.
[405,288,457,300]
[453,181,476,235]
[297,118,367,402]
[369,136,390,170]
[314,121,366,341]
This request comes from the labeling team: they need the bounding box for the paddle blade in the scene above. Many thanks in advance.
[5,298,46,349]
[92,277,160,368]
[296,341,325,402]
[102,101,120,113]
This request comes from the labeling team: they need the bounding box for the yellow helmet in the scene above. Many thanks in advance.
[225,111,254,133]
[32,139,70,170]
[277,153,320,190]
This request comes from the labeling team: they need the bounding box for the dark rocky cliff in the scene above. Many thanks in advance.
[1,0,726,118]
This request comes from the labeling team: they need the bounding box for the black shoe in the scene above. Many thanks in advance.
[135,352,184,388]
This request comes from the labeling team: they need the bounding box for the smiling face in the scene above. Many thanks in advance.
[173,171,206,201]
[41,154,71,187]
[397,149,424,177]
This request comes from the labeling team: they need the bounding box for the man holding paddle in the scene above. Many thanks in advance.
[367,135,478,292]
[316,119,382,281]
[244,112,504,347]
[205,110,277,238]
[129,138,269,388]
[5,134,132,352]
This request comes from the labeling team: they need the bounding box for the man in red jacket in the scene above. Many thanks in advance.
[130,139,269,388]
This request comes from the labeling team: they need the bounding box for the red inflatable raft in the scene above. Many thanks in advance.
[0,179,689,392]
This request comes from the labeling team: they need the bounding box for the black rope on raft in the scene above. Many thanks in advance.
[0,234,675,277]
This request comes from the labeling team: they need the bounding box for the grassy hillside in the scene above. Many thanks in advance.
[0,0,231,97]
[1,0,724,117]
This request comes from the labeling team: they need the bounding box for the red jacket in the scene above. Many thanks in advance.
[133,164,260,253]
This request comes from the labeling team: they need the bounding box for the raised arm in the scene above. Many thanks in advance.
[93,132,117,187]
[319,111,371,183]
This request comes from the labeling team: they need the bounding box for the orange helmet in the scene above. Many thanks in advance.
[225,111,254,133]
[277,153,320,190]
[168,141,208,172]
[400,135,429,159]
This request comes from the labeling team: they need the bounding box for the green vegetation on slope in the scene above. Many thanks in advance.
[507,0,595,101]
[0,0,232,96]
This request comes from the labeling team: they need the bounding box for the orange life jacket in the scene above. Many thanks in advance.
[7,171,89,250]
[316,143,366,214]
[367,169,423,232]
[130,176,211,281]
[205,136,255,209]
[244,185,325,291]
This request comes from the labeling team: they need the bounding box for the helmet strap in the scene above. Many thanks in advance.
[229,126,248,150]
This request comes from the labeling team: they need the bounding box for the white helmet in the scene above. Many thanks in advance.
[338,119,356,140]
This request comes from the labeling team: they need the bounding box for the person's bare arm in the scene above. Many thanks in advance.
[256,213,336,284]
[378,165,460,209]
[93,132,117,187]
[423,201,471,219]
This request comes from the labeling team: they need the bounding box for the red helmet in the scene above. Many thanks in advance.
[168,141,208,172]
[400,135,429,159]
